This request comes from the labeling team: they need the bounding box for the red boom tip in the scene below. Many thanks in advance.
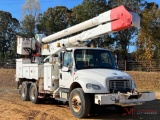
[110,5,133,31]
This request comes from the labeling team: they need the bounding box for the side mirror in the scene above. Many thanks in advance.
[58,63,62,69]
[61,66,69,72]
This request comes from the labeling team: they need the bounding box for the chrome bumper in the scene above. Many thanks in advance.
[95,92,155,106]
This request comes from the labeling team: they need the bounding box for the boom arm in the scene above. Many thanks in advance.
[23,5,139,55]
[16,5,140,56]
[41,5,140,55]
[42,5,140,43]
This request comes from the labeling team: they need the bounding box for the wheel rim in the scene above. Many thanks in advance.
[71,94,81,112]
[30,86,36,100]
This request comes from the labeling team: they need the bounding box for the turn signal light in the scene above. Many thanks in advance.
[57,43,61,47]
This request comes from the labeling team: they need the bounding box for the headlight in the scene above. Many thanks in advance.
[86,83,101,90]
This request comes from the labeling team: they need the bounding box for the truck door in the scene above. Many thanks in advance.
[59,51,73,88]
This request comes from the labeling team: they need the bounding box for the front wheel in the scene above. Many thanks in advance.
[29,83,39,104]
[69,88,90,118]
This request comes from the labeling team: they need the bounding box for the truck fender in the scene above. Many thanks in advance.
[69,77,109,95]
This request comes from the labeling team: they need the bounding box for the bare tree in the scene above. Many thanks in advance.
[22,0,40,17]
[20,0,40,37]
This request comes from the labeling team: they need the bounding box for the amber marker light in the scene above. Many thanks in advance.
[57,43,61,47]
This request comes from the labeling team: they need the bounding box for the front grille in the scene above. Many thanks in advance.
[109,80,131,93]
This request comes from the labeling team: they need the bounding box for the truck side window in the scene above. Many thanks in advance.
[63,52,72,67]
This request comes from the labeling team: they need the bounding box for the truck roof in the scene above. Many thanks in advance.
[66,47,110,52]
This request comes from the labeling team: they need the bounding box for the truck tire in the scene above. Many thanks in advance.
[21,82,30,101]
[69,88,90,118]
[29,83,39,104]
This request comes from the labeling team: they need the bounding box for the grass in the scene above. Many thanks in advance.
[0,69,159,92]
[127,71,160,92]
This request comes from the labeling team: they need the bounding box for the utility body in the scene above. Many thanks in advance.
[16,5,155,118]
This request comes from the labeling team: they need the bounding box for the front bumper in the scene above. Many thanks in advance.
[95,92,155,106]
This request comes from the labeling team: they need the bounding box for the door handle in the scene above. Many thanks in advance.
[60,73,62,79]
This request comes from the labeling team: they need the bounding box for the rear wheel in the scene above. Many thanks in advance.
[29,83,39,104]
[21,82,30,101]
[69,88,90,118]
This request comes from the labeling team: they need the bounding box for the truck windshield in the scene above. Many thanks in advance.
[74,49,116,70]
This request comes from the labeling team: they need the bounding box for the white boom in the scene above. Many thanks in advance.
[42,5,140,43]
[41,5,140,55]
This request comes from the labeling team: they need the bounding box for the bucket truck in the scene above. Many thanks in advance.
[16,5,155,118]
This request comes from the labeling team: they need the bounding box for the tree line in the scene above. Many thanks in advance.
[0,0,160,62]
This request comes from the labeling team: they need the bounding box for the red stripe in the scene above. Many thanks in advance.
[110,5,132,31]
